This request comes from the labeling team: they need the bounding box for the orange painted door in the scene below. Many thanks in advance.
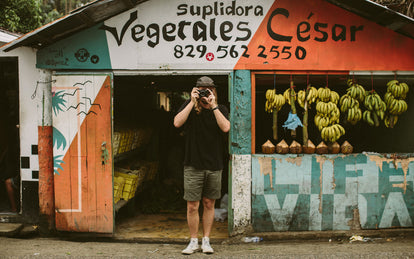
[52,74,113,233]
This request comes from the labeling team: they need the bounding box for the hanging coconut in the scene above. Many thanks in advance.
[316,141,328,154]
[302,139,315,154]
[276,139,289,154]
[341,141,353,154]
[328,142,340,154]
[289,140,302,154]
[262,139,275,154]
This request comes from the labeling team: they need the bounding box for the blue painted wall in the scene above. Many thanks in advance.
[37,24,111,69]
[252,154,414,231]
[230,70,251,155]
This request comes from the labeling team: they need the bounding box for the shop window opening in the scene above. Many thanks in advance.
[252,72,414,154]
[112,75,230,239]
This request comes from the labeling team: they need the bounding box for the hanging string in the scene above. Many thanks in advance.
[31,80,56,99]
[307,73,310,86]
[326,74,329,88]
[371,72,374,92]
[273,73,276,90]
[394,71,397,80]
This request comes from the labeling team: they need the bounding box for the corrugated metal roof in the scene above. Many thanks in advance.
[325,0,414,39]
[2,0,148,51]
[2,0,413,52]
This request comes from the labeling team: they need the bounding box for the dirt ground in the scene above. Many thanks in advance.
[1,235,414,258]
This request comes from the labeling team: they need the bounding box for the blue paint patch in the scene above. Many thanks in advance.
[251,154,414,231]
[37,23,111,69]
[230,70,251,155]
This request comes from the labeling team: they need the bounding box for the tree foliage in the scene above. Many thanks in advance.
[0,0,43,34]
[0,0,91,34]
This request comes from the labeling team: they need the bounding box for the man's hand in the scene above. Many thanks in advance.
[190,87,199,104]
[205,88,217,109]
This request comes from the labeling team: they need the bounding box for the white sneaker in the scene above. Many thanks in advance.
[201,237,214,254]
[182,239,199,255]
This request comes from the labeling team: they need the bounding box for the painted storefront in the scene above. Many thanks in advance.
[2,0,414,234]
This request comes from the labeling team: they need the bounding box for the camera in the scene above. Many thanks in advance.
[198,89,210,98]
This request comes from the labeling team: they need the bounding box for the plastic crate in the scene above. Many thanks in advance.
[113,176,125,203]
[115,169,145,201]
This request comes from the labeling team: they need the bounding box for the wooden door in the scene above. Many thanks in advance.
[52,74,113,233]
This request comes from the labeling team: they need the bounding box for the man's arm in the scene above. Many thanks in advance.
[213,108,230,133]
[173,100,194,128]
[173,87,198,128]
[205,89,230,133]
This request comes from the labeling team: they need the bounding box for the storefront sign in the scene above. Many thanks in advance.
[37,0,414,70]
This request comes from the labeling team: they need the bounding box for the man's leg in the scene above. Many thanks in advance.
[202,197,215,237]
[5,178,17,212]
[187,200,200,238]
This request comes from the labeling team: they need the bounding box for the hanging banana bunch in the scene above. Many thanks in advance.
[384,80,409,128]
[298,85,318,146]
[346,79,365,103]
[363,91,386,127]
[282,81,303,139]
[315,86,345,143]
[265,89,285,113]
[339,80,364,125]
[265,89,285,140]
[297,86,318,108]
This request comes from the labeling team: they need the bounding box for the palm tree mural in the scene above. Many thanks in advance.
[52,90,67,175]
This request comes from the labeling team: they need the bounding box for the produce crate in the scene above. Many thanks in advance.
[115,168,146,201]
[113,132,121,156]
[113,176,125,203]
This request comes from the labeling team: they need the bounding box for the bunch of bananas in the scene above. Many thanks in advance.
[363,91,386,127]
[386,80,409,99]
[384,80,409,128]
[265,89,286,113]
[339,94,362,125]
[321,124,346,143]
[317,87,332,102]
[314,86,345,142]
[384,81,409,116]
[314,102,340,131]
[297,86,318,108]
[283,88,296,105]
[346,79,365,103]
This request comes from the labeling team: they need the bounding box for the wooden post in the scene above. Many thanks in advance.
[302,85,310,145]
[37,69,55,234]
[290,81,297,138]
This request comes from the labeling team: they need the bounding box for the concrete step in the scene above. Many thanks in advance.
[0,223,24,236]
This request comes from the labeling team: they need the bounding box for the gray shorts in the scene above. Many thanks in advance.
[183,166,222,201]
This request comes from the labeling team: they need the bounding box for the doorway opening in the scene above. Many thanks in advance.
[112,74,230,240]
[0,57,20,214]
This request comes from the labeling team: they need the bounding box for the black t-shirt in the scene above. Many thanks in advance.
[177,99,229,170]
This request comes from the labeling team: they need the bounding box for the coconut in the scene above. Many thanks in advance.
[316,141,328,154]
[302,139,315,154]
[262,140,275,154]
[341,141,353,154]
[328,142,340,154]
[289,140,302,154]
[276,139,289,154]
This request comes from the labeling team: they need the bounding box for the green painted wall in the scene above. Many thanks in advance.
[37,24,111,69]
[252,154,414,231]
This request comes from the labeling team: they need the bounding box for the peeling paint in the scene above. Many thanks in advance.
[315,156,335,213]
[285,156,303,166]
[367,154,414,194]
[257,157,273,190]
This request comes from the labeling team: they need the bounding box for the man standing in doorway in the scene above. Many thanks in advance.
[174,76,230,255]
